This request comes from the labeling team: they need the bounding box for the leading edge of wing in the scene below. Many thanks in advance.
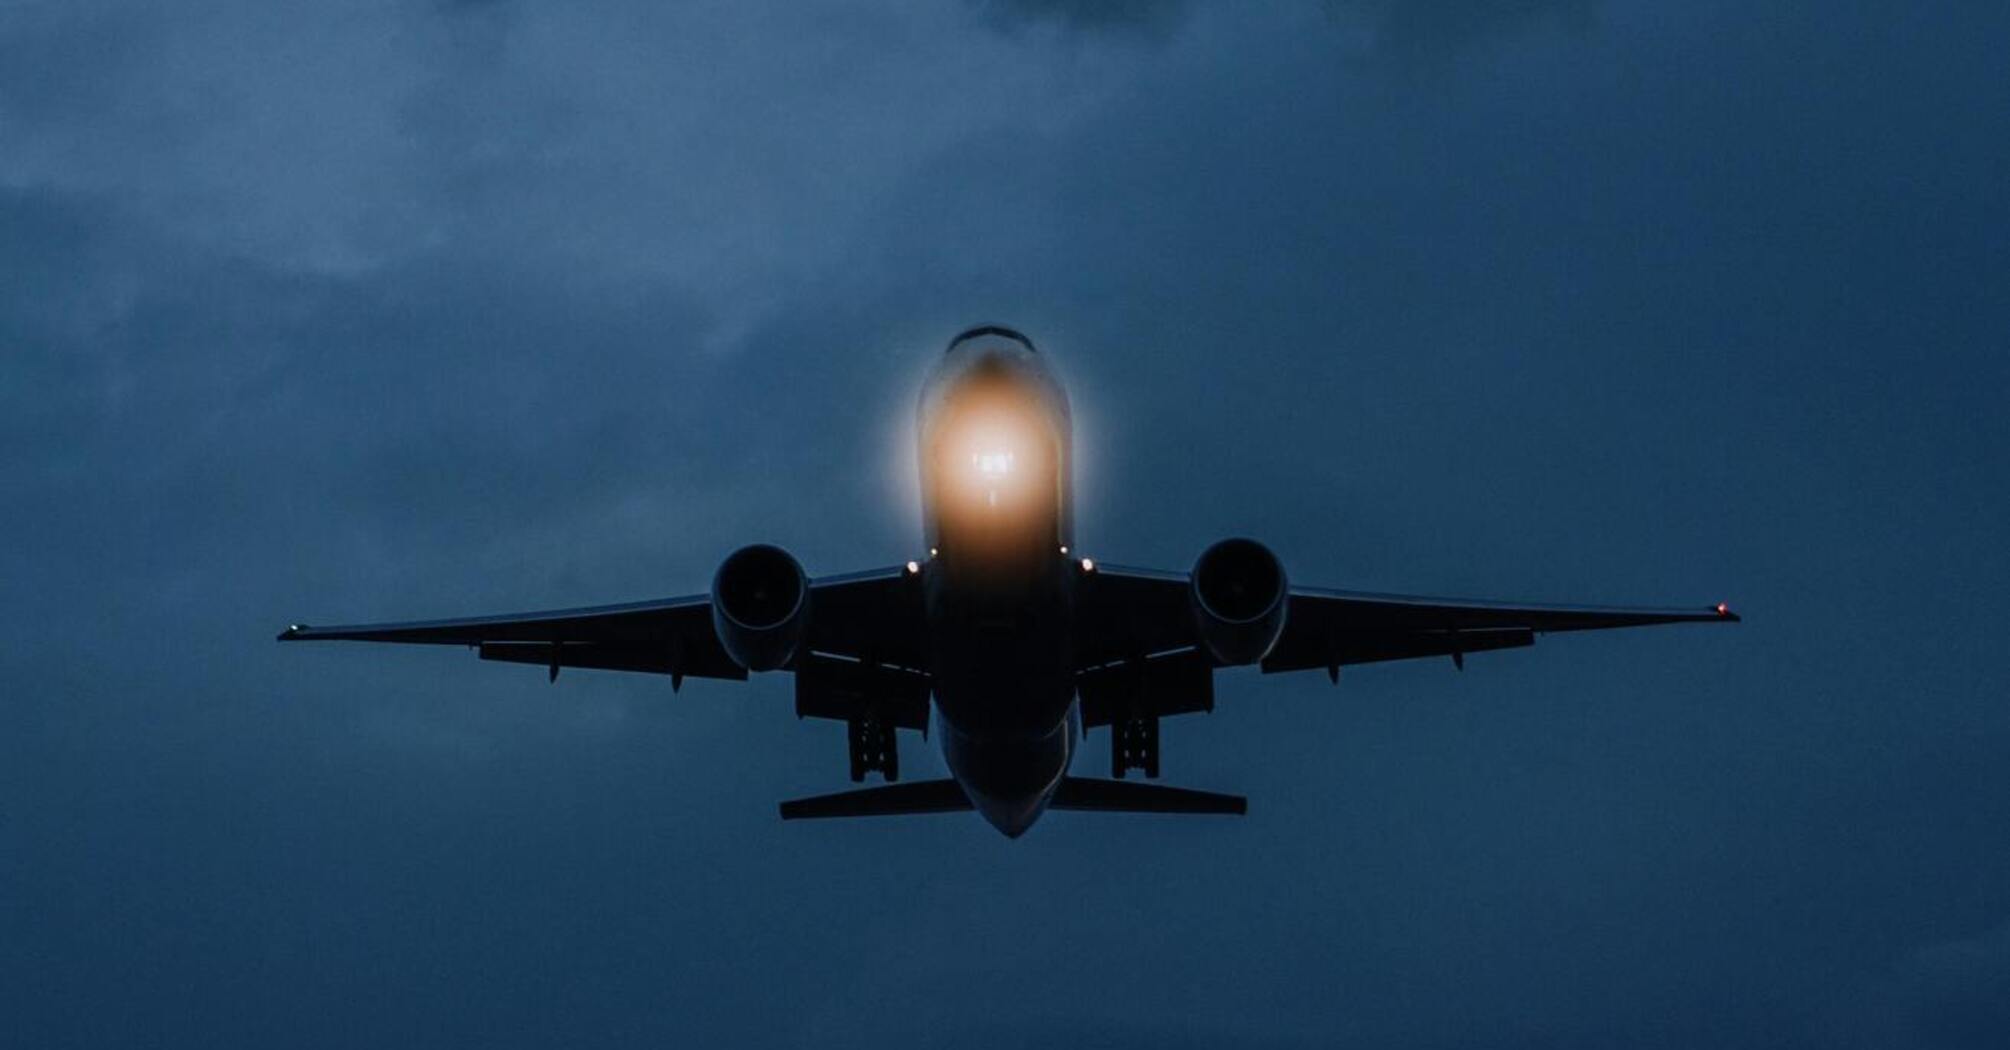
[1288,584,1741,629]
[1097,565,1739,625]
[273,565,918,645]
[275,592,714,644]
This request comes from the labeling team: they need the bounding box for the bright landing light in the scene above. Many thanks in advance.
[941,399,1040,518]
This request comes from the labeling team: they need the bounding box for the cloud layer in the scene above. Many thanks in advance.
[5,2,2009,1048]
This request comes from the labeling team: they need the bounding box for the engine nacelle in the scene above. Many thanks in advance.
[1190,537,1289,666]
[710,544,810,672]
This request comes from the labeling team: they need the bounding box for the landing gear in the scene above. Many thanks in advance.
[848,716,899,782]
[1111,715,1159,779]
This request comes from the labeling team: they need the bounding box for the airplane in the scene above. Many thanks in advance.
[279,324,1739,837]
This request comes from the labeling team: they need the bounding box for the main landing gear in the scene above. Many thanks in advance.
[1111,714,1160,779]
[848,715,899,783]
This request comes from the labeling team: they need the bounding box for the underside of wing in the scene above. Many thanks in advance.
[277,565,929,684]
[1261,586,1738,674]
[1074,562,1737,677]
[1073,563,1199,668]
[278,593,750,681]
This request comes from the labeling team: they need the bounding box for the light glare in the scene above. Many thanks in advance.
[974,450,1015,477]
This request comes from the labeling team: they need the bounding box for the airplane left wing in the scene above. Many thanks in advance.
[277,593,749,682]
[276,566,928,683]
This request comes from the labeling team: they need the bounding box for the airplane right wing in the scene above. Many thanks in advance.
[1078,564,1737,677]
[1259,586,1738,676]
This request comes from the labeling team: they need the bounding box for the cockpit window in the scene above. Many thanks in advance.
[946,325,1035,353]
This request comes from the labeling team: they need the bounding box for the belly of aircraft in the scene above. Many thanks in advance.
[926,559,1079,836]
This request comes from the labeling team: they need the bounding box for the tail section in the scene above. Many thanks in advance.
[1050,777,1246,815]
[777,776,1246,821]
[778,779,973,820]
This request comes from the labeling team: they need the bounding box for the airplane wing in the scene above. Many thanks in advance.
[276,565,927,683]
[1259,585,1737,675]
[1080,564,1737,675]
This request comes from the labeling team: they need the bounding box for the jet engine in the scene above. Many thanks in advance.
[1190,537,1289,665]
[710,544,810,671]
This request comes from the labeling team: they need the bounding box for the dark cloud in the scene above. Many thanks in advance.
[1331,0,1598,55]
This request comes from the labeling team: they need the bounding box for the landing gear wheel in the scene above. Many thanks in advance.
[847,715,899,782]
[1111,715,1160,779]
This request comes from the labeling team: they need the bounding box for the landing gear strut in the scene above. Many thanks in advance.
[848,716,899,782]
[1111,715,1159,779]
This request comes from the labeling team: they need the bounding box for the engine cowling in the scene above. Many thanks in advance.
[710,544,809,671]
[1190,537,1289,666]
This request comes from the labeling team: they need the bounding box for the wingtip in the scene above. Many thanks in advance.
[276,624,307,641]
[1714,602,1742,623]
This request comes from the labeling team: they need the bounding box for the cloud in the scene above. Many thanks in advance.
[1329,0,1599,56]
[7,3,2010,1048]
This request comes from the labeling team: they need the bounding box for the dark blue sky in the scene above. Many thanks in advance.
[4,2,2007,1046]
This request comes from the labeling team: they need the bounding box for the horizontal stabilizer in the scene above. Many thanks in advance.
[779,779,973,820]
[1050,777,1246,815]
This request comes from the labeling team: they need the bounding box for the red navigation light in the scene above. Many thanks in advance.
[1715,602,1730,616]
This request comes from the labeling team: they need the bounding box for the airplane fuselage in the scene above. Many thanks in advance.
[917,326,1080,835]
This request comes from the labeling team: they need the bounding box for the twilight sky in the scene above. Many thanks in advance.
[4,1,2008,1046]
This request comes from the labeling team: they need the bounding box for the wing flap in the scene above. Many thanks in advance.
[1262,626,1533,674]
[477,641,747,681]
[793,653,931,731]
[1077,647,1213,728]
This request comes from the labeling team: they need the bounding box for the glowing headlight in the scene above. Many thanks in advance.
[974,450,1015,477]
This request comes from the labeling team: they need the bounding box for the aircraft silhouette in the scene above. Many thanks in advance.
[281,325,1738,836]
